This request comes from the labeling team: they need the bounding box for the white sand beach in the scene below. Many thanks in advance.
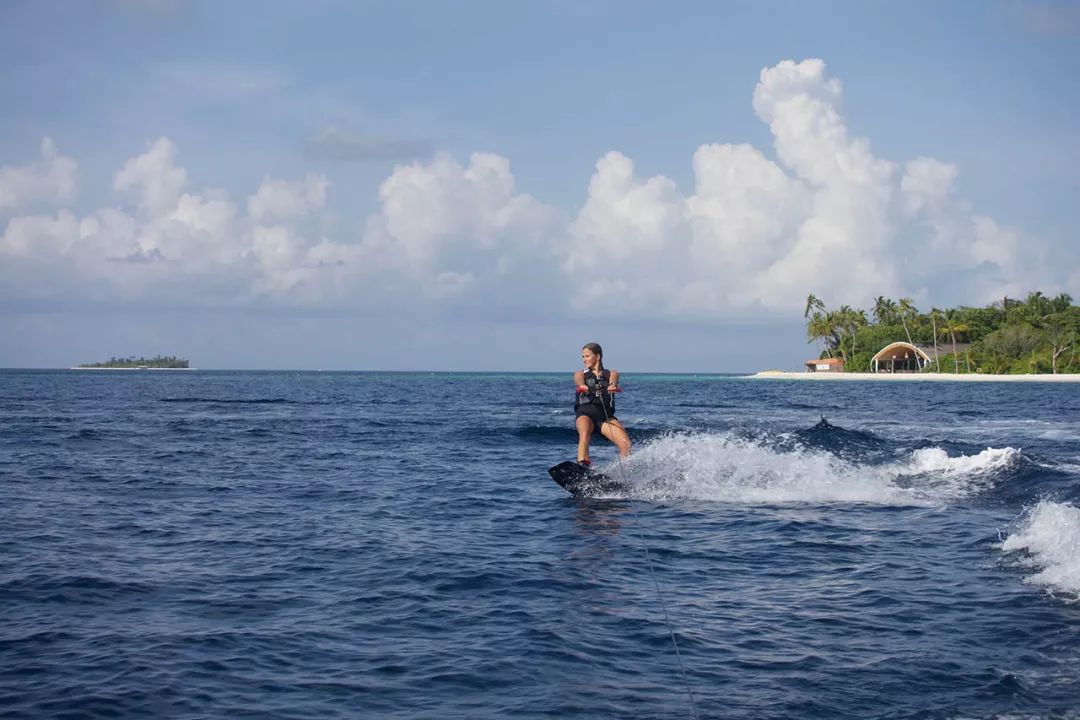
[749,371,1080,383]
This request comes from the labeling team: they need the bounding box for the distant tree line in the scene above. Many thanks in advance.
[804,291,1079,374]
[79,355,189,369]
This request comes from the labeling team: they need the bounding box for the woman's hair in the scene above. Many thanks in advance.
[582,342,604,372]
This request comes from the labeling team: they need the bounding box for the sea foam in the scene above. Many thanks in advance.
[606,431,1018,505]
[905,446,1017,476]
[894,446,1021,501]
[1001,501,1080,598]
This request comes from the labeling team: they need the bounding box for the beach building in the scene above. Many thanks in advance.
[805,357,845,373]
[870,341,970,373]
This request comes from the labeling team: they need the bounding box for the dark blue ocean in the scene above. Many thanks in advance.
[3,370,1080,719]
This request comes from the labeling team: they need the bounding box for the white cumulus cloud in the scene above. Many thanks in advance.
[360,151,561,288]
[113,137,188,217]
[0,138,77,212]
[2,138,344,307]
[247,174,329,223]
[0,59,1068,318]
[552,57,1048,316]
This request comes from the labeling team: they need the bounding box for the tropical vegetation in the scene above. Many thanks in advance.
[804,292,1079,374]
[78,355,190,369]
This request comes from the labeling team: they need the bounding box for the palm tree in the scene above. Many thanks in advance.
[847,307,868,367]
[1026,291,1048,318]
[804,293,830,357]
[898,298,917,347]
[995,295,1015,324]
[807,313,833,358]
[943,309,962,373]
[836,305,855,364]
[807,307,845,364]
[930,307,942,372]
[873,296,897,325]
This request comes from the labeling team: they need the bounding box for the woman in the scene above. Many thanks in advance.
[574,342,631,466]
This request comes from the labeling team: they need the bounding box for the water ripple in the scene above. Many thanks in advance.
[2,371,1080,719]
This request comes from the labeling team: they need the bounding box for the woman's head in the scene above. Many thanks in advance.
[581,342,603,370]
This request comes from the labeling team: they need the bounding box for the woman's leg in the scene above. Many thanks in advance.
[575,415,595,462]
[599,418,632,457]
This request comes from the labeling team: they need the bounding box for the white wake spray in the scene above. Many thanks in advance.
[896,447,1021,501]
[1001,501,1080,598]
[599,431,1019,505]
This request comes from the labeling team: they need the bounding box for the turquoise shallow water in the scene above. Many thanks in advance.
[2,370,1080,719]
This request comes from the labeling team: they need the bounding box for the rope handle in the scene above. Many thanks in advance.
[575,384,622,393]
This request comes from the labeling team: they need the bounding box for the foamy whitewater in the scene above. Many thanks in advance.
[609,431,1021,506]
[4,370,1080,719]
[1002,501,1080,596]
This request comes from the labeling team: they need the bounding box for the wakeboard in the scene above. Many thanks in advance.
[548,461,627,497]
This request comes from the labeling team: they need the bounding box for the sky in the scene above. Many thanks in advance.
[2,0,1079,371]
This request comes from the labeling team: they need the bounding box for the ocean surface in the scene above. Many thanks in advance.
[2,369,1080,719]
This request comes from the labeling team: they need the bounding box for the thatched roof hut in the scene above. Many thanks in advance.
[871,341,973,373]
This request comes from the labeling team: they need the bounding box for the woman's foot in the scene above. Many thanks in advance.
[577,458,591,467]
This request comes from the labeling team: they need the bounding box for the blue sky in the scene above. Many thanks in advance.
[2,0,1078,371]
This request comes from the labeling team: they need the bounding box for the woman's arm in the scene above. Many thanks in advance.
[573,370,586,391]
[609,370,620,390]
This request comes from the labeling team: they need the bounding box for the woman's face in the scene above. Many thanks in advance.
[581,348,599,370]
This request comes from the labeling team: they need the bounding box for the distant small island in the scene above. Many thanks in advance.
[74,355,191,370]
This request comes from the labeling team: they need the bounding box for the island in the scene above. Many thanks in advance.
[73,355,192,370]
[752,290,1080,382]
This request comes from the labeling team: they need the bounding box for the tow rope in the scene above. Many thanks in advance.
[595,386,701,719]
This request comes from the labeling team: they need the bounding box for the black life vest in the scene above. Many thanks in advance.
[576,369,614,414]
